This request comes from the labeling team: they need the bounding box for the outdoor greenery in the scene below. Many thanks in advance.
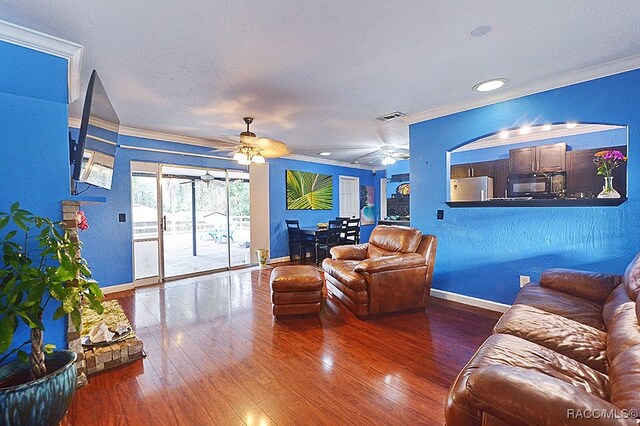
[286,170,333,210]
[132,175,250,218]
[0,203,103,380]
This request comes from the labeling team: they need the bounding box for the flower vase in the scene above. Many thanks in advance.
[597,176,620,199]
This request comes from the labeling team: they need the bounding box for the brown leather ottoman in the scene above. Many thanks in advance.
[270,265,323,318]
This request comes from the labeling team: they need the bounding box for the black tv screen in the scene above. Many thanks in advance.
[71,70,119,191]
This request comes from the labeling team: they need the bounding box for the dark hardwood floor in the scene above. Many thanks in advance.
[63,266,499,425]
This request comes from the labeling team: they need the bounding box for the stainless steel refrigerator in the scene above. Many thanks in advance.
[450,176,494,201]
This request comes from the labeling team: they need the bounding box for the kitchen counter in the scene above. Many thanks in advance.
[446,197,627,208]
[378,219,411,226]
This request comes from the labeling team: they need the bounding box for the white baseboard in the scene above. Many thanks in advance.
[430,288,511,313]
[101,282,134,295]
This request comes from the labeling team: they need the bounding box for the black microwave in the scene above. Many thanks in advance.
[508,172,566,198]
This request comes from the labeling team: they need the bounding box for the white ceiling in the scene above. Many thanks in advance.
[2,1,640,165]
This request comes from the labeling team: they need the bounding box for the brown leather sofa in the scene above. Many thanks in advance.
[322,225,437,318]
[446,253,640,426]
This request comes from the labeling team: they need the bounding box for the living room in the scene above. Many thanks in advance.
[1,2,640,425]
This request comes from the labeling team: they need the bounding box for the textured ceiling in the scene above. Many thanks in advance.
[2,1,640,164]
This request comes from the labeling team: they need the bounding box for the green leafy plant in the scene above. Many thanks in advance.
[0,203,103,380]
[286,170,333,210]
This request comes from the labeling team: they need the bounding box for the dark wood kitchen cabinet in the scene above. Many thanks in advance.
[450,161,495,178]
[537,143,566,172]
[509,143,566,174]
[493,158,509,198]
[566,145,627,197]
[509,147,536,174]
[451,164,470,179]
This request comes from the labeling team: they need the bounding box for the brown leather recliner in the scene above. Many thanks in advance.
[446,253,640,426]
[322,225,437,318]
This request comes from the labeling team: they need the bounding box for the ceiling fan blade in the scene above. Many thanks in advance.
[250,137,290,157]
[352,148,384,162]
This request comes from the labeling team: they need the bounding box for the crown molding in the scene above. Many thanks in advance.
[70,117,377,170]
[0,19,83,102]
[284,154,376,171]
[404,54,640,125]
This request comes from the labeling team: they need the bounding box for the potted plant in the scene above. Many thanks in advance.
[0,203,103,426]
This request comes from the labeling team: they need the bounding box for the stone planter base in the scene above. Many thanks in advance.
[85,338,144,375]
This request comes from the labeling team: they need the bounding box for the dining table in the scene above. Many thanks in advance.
[299,226,328,242]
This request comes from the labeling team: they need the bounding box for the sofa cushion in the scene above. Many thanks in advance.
[606,301,640,366]
[321,259,367,291]
[624,253,640,301]
[366,244,397,259]
[494,304,608,373]
[367,225,422,256]
[515,282,605,331]
[446,334,610,425]
[604,284,634,327]
[608,344,640,415]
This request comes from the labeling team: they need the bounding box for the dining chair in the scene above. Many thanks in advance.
[285,220,315,263]
[315,220,342,266]
[342,218,360,244]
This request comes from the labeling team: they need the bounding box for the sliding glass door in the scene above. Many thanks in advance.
[158,165,251,279]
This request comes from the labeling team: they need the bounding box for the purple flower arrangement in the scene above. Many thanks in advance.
[594,149,627,177]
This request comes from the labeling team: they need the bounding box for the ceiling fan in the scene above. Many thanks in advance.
[210,117,290,165]
[352,144,409,165]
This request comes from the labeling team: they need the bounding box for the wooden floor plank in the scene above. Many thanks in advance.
[65,265,498,425]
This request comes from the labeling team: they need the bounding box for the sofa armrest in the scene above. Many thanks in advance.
[330,244,368,260]
[354,253,425,273]
[540,268,623,304]
[467,365,638,426]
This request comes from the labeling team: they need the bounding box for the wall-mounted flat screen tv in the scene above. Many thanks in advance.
[70,70,120,192]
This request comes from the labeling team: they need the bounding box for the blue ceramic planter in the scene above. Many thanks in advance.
[0,351,78,426]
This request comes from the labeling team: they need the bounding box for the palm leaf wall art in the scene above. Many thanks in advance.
[286,170,333,210]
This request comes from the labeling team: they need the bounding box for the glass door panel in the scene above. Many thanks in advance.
[161,166,229,277]
[228,170,251,267]
[132,171,160,282]
[193,169,229,271]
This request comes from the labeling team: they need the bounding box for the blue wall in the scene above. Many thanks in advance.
[410,69,640,305]
[268,158,381,259]
[0,41,70,355]
[451,127,627,164]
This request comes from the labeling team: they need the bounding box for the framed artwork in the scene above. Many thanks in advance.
[360,185,375,225]
[286,170,333,210]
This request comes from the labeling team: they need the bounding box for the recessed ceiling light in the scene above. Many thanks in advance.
[319,152,331,156]
[519,126,531,135]
[566,122,578,129]
[470,25,493,37]
[473,78,506,92]
[499,130,509,139]
[542,124,552,131]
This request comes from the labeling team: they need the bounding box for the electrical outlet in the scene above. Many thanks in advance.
[519,275,530,288]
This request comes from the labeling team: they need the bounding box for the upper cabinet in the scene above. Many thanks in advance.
[509,143,566,174]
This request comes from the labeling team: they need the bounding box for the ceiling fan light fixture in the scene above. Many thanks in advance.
[232,152,246,161]
[237,156,252,166]
[381,156,396,166]
[251,153,265,164]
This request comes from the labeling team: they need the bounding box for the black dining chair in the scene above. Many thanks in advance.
[315,220,342,266]
[341,218,360,244]
[285,220,315,264]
